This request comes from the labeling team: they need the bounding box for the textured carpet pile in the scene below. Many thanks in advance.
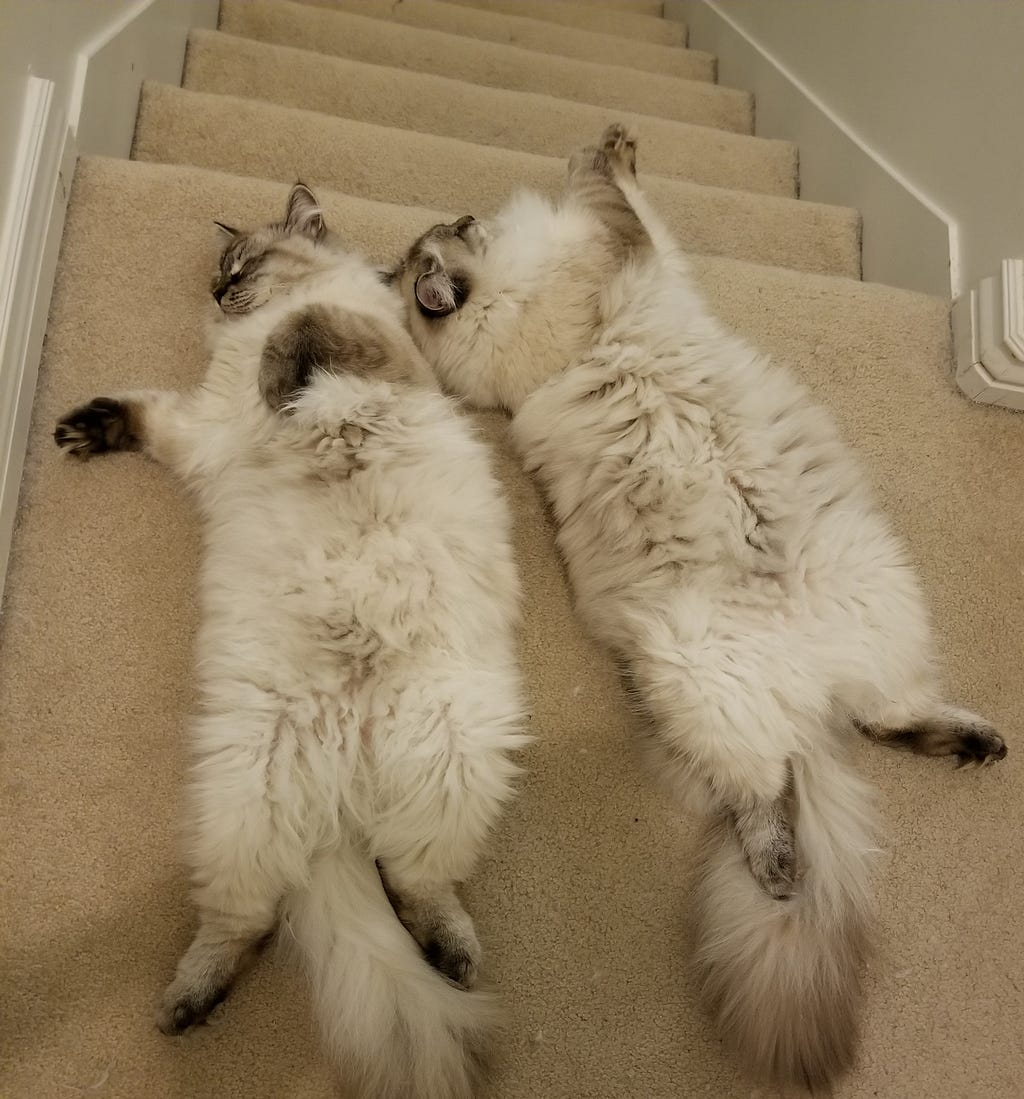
[2,2,1021,1097]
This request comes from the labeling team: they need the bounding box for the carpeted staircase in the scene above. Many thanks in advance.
[3,2,1022,1097]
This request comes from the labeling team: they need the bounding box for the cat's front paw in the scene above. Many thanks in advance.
[54,397,137,457]
[568,123,639,184]
[599,122,639,177]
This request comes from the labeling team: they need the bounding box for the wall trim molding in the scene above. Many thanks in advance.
[665,0,956,299]
[0,77,74,599]
[954,260,1024,410]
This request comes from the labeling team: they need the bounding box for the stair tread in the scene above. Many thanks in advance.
[293,0,710,79]
[185,30,794,197]
[133,83,860,278]
[439,0,685,45]
[219,0,751,132]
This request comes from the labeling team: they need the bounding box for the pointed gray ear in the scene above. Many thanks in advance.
[213,220,240,240]
[414,271,458,316]
[284,183,326,241]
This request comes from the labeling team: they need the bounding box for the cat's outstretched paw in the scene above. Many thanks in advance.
[599,122,639,177]
[569,123,639,184]
[54,397,137,457]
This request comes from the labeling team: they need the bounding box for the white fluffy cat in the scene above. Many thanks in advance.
[390,127,1007,1090]
[55,185,527,1099]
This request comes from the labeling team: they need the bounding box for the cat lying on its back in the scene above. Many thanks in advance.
[55,184,527,1099]
[390,125,1007,1091]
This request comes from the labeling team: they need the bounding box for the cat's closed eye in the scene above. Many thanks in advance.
[213,253,263,304]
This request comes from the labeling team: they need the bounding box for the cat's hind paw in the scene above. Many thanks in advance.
[156,979,230,1035]
[54,397,138,457]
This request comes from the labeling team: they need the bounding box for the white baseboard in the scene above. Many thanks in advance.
[665,0,955,299]
[953,260,1024,410]
[0,78,75,598]
[0,0,218,603]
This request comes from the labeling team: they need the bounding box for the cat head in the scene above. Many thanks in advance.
[392,215,488,323]
[211,183,340,316]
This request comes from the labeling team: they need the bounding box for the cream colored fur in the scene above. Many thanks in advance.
[395,128,1006,1090]
[55,191,526,1098]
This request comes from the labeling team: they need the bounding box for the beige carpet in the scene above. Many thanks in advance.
[2,2,1022,1097]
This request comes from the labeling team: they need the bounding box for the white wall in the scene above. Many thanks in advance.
[678,0,1024,297]
[1,0,217,180]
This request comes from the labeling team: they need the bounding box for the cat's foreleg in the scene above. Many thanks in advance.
[567,123,651,257]
[54,389,198,471]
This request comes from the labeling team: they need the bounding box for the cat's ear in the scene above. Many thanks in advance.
[213,220,240,240]
[414,270,458,316]
[285,183,326,242]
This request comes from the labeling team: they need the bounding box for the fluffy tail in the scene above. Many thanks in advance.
[695,741,877,1092]
[281,844,497,1099]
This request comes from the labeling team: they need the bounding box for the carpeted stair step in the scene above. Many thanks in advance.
[293,0,711,79]
[218,0,749,132]
[184,31,794,197]
[132,83,860,277]
[438,0,686,45]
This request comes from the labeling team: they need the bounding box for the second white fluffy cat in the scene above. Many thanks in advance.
[390,126,1007,1091]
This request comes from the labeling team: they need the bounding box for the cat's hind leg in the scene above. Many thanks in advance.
[826,562,1007,767]
[158,709,311,1033]
[379,871,483,990]
[855,702,1006,766]
[370,672,526,988]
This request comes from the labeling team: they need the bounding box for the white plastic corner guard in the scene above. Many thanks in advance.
[954,259,1024,410]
